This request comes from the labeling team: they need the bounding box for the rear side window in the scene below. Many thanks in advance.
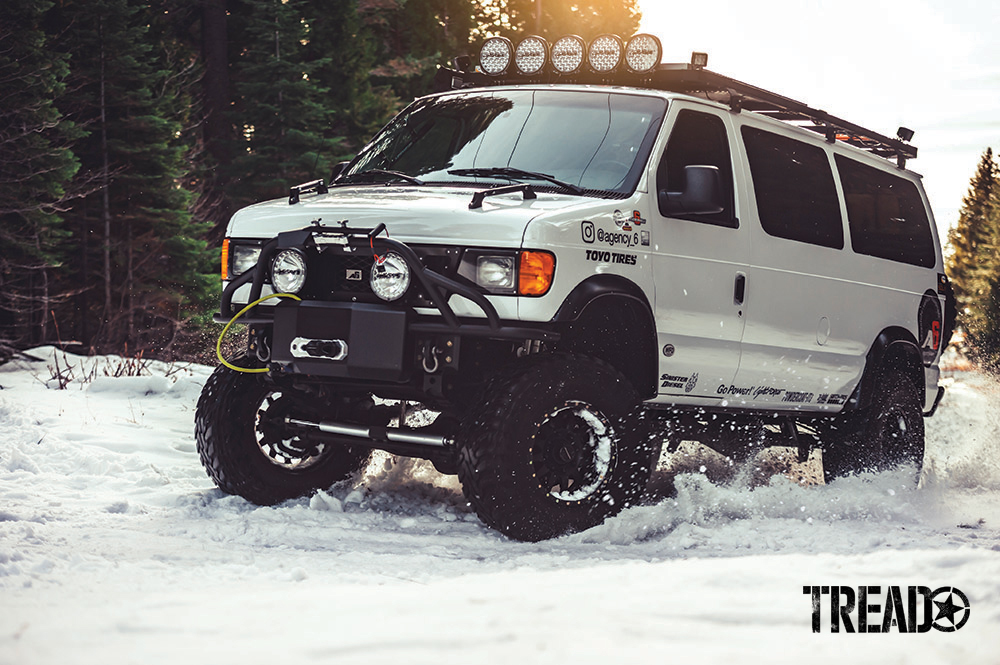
[835,155,935,267]
[741,126,844,249]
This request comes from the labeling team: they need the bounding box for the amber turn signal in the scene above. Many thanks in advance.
[221,238,230,281]
[518,250,555,296]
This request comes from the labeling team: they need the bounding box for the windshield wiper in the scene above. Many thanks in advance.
[337,169,425,186]
[448,167,584,195]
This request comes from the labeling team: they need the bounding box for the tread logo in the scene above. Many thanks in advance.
[804,585,970,633]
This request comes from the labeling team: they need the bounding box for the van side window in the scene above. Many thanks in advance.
[741,126,844,249]
[835,154,935,268]
[656,110,736,227]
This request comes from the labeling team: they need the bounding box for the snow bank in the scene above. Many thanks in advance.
[0,350,998,664]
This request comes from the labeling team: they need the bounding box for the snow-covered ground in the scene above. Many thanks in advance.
[1,347,999,664]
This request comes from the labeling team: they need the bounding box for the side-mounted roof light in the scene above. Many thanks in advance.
[480,36,513,75]
[515,35,548,76]
[588,34,623,73]
[625,33,662,73]
[690,51,709,69]
[551,35,586,74]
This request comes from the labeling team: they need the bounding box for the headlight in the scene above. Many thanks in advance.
[370,252,410,301]
[232,245,262,277]
[271,249,307,293]
[476,255,516,293]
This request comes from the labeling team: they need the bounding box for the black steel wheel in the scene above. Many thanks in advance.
[823,368,925,484]
[195,364,371,505]
[456,354,660,541]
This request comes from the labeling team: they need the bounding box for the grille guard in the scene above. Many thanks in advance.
[215,223,557,342]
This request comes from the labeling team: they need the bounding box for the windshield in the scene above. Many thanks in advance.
[345,89,667,196]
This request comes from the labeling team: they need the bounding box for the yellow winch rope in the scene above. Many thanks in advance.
[215,292,302,373]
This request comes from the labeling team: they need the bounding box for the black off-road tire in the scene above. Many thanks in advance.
[456,354,661,542]
[822,368,925,484]
[194,364,371,505]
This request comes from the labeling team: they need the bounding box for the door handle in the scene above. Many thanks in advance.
[734,272,746,306]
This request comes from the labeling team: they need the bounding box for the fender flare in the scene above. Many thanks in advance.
[551,275,658,399]
[844,326,923,412]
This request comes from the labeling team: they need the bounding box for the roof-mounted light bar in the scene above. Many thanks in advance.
[479,33,662,77]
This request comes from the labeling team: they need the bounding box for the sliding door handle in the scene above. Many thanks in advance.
[734,272,746,306]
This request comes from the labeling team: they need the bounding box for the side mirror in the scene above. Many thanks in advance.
[330,160,351,183]
[659,165,724,216]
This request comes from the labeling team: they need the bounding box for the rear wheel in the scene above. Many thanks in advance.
[195,364,371,505]
[822,368,924,484]
[456,354,660,541]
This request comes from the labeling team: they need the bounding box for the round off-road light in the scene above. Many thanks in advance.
[271,249,307,294]
[480,36,513,76]
[515,35,548,75]
[551,35,585,74]
[370,252,410,301]
[625,33,662,73]
[588,34,623,73]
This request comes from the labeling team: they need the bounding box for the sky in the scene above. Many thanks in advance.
[638,0,1000,237]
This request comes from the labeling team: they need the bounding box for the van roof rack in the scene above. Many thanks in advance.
[433,63,917,169]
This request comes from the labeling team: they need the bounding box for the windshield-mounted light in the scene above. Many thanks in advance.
[588,34,623,73]
[551,35,585,74]
[480,36,513,76]
[515,35,548,76]
[625,34,662,73]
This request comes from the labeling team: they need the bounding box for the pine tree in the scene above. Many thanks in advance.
[226,0,343,208]
[0,0,83,346]
[479,0,642,41]
[947,148,1000,371]
[49,0,215,352]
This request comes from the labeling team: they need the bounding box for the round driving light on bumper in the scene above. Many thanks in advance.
[625,33,662,73]
[370,252,411,301]
[588,34,623,73]
[271,249,307,293]
[480,36,513,76]
[551,35,585,74]
[515,35,548,75]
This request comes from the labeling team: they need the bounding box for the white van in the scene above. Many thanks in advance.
[196,34,954,541]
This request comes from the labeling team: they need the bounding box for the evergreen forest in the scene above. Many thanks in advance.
[0,0,640,358]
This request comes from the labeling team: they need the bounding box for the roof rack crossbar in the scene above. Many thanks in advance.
[432,64,917,166]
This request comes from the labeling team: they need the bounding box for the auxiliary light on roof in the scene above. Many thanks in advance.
[587,34,623,73]
[624,34,662,73]
[515,35,548,75]
[480,36,513,75]
[550,35,586,74]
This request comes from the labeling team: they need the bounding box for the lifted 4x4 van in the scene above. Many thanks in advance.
[195,34,955,541]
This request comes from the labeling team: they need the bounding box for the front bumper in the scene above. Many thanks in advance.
[214,223,559,382]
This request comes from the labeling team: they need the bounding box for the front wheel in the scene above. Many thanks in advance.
[194,364,371,505]
[456,354,660,541]
[822,368,925,484]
